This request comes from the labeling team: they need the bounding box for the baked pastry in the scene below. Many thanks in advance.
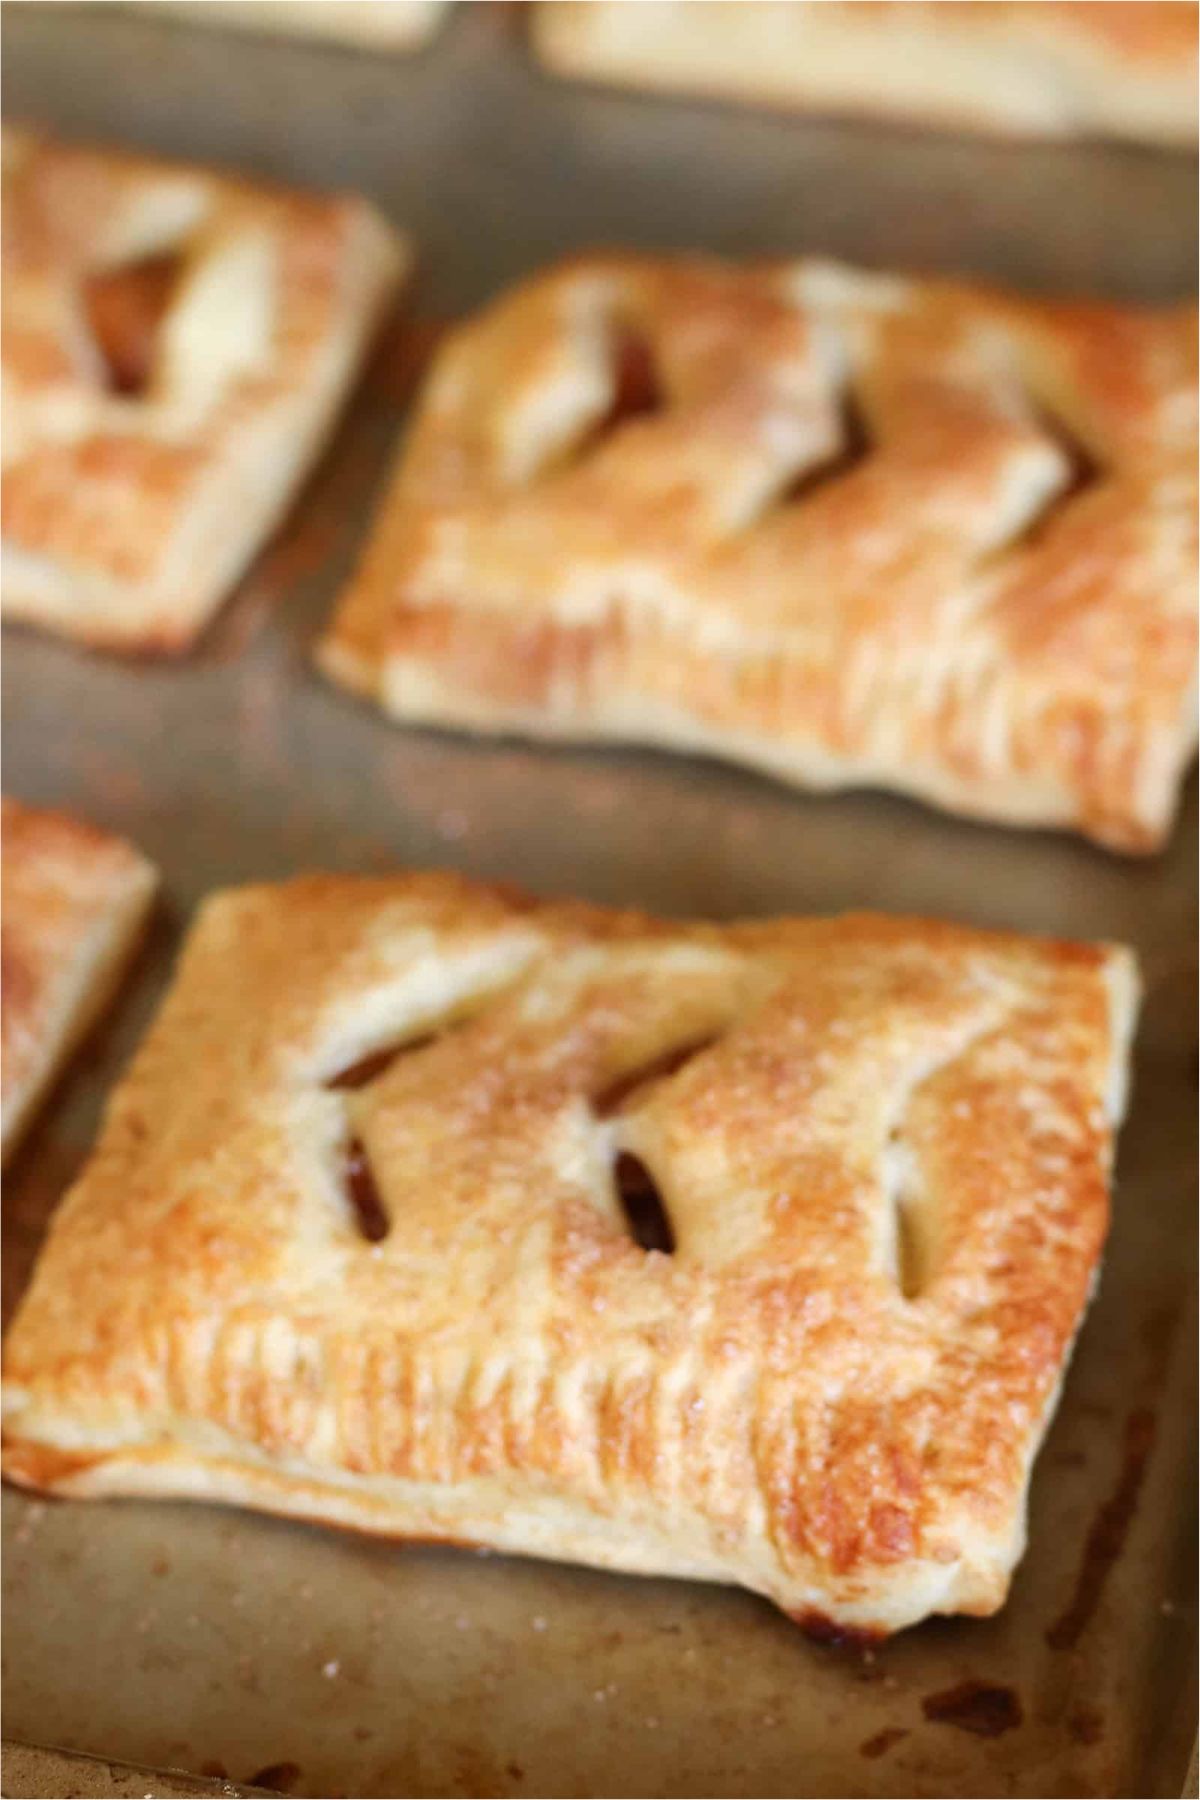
[1,798,157,1163]
[123,1,450,52]
[2,125,408,652]
[319,253,1198,854]
[532,2,1199,148]
[2,871,1138,1636]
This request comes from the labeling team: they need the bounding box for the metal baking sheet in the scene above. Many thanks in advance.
[2,4,1197,1795]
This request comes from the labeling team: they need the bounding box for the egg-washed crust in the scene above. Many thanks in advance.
[129,1,451,51]
[2,871,1138,1635]
[319,253,1198,854]
[1,798,158,1163]
[532,2,1199,147]
[2,125,409,653]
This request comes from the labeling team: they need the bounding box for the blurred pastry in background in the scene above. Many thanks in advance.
[1,798,157,1163]
[121,0,451,53]
[318,252,1200,856]
[319,251,1198,854]
[2,125,409,653]
[533,1,1199,148]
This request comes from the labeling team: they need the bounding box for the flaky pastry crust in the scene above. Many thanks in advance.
[3,871,1137,1635]
[532,2,1199,147]
[1,798,157,1162]
[319,253,1198,853]
[2,125,408,651]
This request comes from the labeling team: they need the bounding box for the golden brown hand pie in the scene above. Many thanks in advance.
[2,125,409,652]
[1,798,157,1162]
[532,1,1199,147]
[124,1,451,51]
[2,872,1138,1636]
[319,253,1198,854]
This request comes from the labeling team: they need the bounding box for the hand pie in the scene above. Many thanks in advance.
[2,126,409,652]
[124,1,450,52]
[532,2,1199,147]
[2,872,1138,1637]
[319,253,1198,854]
[1,798,157,1162]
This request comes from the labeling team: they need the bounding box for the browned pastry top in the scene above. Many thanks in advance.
[532,3,1200,145]
[1,796,157,1159]
[3,872,1137,1633]
[321,253,1197,852]
[2,125,406,649]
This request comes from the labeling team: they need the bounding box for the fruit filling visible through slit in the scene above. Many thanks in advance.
[84,255,182,396]
[613,1150,675,1254]
[343,1135,389,1243]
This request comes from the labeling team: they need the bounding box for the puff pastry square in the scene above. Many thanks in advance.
[126,1,451,52]
[320,254,1198,853]
[2,872,1138,1635]
[532,2,1199,147]
[2,125,408,651]
[1,798,157,1162]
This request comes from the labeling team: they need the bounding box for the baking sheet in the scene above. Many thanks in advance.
[2,4,1197,1795]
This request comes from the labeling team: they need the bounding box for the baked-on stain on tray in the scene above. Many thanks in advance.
[1045,1407,1158,1651]
[921,1681,1025,1739]
[859,1726,910,1760]
[247,1762,303,1793]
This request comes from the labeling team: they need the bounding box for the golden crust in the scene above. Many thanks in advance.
[532,2,1199,146]
[2,870,1138,1635]
[319,253,1198,853]
[1,797,158,1162]
[2,124,409,652]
